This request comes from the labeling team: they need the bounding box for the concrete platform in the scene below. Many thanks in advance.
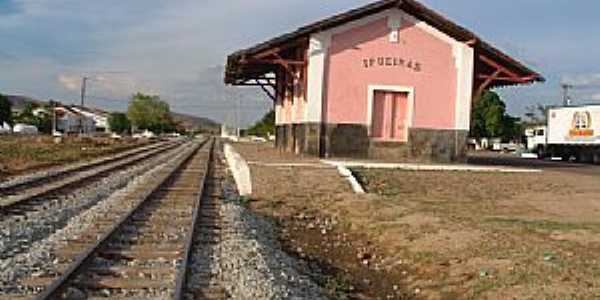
[321,159,542,173]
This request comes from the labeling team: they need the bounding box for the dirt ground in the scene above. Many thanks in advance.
[233,142,600,299]
[0,136,150,180]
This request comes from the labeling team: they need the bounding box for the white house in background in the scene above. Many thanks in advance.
[32,107,50,118]
[55,106,95,134]
[13,124,38,135]
[69,106,111,133]
[0,122,11,134]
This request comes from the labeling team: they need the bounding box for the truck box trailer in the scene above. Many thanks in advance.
[528,105,600,162]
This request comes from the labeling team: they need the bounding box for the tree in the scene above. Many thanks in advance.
[471,90,520,140]
[13,103,52,133]
[247,110,275,137]
[14,103,38,125]
[108,112,131,134]
[502,115,523,141]
[127,93,175,134]
[0,93,11,126]
[34,108,53,134]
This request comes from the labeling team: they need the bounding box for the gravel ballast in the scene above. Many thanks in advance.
[219,201,328,300]
[1,140,329,299]
[214,144,328,300]
[0,142,197,295]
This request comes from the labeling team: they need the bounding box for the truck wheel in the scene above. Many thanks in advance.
[536,146,545,159]
[561,152,573,162]
[578,152,591,163]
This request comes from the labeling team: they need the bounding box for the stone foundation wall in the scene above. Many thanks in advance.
[368,141,411,160]
[322,124,370,158]
[409,128,468,162]
[276,123,468,162]
[275,124,321,156]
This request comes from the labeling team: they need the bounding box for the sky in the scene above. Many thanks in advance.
[1,0,600,126]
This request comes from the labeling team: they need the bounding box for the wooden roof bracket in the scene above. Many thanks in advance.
[258,82,277,102]
[475,69,501,100]
[479,55,521,79]
[252,37,309,59]
[474,54,533,100]
[270,53,301,82]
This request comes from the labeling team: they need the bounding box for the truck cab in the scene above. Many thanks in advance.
[525,125,547,155]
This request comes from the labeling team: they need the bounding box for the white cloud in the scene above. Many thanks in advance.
[561,73,600,88]
[57,74,80,91]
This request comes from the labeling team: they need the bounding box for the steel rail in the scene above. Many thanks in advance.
[173,137,215,300]
[0,140,186,211]
[0,139,174,195]
[33,137,210,300]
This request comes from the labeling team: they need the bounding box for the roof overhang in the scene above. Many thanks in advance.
[224,0,544,90]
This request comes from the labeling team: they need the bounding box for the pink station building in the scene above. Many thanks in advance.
[225,0,543,162]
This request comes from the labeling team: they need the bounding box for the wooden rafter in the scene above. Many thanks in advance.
[271,53,301,81]
[474,54,533,100]
[258,83,276,102]
[254,47,282,60]
[477,75,533,83]
[252,37,308,59]
[475,69,501,99]
[244,48,305,83]
[244,58,305,66]
[479,55,521,79]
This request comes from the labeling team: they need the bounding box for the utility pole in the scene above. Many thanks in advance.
[236,97,241,137]
[81,76,89,107]
[79,77,89,134]
[561,83,574,107]
[49,100,57,136]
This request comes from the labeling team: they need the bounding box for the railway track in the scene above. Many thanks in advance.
[0,139,186,215]
[0,140,166,194]
[11,138,217,299]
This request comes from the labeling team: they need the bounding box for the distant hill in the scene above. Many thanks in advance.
[2,93,221,133]
[4,95,44,111]
[171,112,220,133]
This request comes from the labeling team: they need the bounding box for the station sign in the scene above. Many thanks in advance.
[362,56,422,72]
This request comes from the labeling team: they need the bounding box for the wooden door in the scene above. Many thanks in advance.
[391,92,409,142]
[371,91,389,139]
[371,90,409,142]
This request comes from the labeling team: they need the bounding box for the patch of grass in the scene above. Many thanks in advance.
[411,251,438,264]
[325,274,354,299]
[0,136,143,175]
[484,217,599,233]
[472,278,497,297]
[225,195,251,207]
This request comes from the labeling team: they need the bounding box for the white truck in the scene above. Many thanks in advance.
[526,105,600,163]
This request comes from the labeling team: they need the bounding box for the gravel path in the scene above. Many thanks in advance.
[195,145,328,300]
[0,142,197,295]
[218,200,328,300]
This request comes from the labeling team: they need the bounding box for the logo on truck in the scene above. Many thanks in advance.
[569,111,594,137]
